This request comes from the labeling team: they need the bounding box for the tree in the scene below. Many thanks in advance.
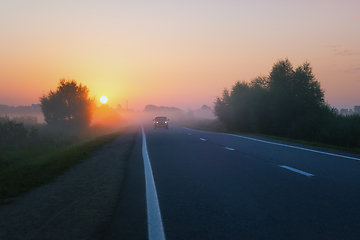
[228,81,252,131]
[268,59,324,134]
[247,77,271,133]
[214,59,325,135]
[292,62,324,112]
[213,59,360,147]
[267,59,296,133]
[40,78,94,128]
[214,79,271,132]
[214,88,231,128]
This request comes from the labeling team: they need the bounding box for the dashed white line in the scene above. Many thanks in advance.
[200,138,206,141]
[224,147,235,151]
[187,133,192,135]
[279,165,315,177]
[142,126,166,240]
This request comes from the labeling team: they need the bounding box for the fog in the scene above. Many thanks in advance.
[0,102,216,133]
[0,104,44,124]
[117,104,215,127]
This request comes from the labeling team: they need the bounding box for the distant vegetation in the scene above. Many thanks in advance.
[142,104,184,123]
[144,104,183,113]
[214,59,360,149]
[0,104,44,123]
[143,104,215,122]
[0,104,42,116]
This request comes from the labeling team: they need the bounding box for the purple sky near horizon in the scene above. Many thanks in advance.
[1,0,359,111]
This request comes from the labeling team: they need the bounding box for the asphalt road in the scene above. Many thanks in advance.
[107,124,360,240]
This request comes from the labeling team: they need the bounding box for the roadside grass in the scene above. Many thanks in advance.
[176,119,360,154]
[243,132,360,154]
[0,127,128,205]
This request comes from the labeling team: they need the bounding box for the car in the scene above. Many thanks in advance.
[153,116,169,129]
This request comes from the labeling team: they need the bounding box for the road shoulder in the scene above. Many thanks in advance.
[105,126,148,240]
[0,127,137,240]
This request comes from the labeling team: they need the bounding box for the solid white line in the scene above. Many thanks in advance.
[224,147,235,151]
[182,127,360,162]
[142,126,166,240]
[200,138,206,141]
[224,133,360,161]
[279,165,315,177]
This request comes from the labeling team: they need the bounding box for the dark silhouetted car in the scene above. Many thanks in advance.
[153,116,169,129]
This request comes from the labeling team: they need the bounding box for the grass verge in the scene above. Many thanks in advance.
[238,132,360,154]
[176,119,360,154]
[0,130,127,205]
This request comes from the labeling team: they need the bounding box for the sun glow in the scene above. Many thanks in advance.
[100,96,108,104]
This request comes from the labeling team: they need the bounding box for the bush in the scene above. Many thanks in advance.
[0,116,39,150]
[0,116,28,139]
[12,115,38,125]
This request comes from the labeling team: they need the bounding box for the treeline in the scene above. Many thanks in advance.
[144,104,184,113]
[214,59,360,148]
[0,104,42,116]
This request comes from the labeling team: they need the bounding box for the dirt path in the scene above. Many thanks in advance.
[0,127,138,240]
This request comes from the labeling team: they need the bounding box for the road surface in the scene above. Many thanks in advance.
[106,125,360,239]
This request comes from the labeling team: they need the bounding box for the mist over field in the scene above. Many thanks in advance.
[0,104,44,123]
[2,56,360,150]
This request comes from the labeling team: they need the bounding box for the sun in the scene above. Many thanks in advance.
[100,96,108,104]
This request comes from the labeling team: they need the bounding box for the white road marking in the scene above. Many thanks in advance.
[279,165,315,177]
[182,127,360,162]
[141,126,166,240]
[187,133,192,135]
[224,147,235,151]
[200,138,206,141]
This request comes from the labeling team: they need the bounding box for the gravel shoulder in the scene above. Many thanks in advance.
[0,127,139,240]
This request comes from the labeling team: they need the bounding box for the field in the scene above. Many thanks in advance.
[0,116,127,204]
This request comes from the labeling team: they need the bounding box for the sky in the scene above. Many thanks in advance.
[1,0,359,111]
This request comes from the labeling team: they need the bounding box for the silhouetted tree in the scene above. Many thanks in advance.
[247,77,271,133]
[268,59,324,134]
[214,59,325,135]
[214,78,271,132]
[214,88,231,128]
[200,105,212,111]
[40,78,94,128]
[228,81,252,131]
[214,57,360,147]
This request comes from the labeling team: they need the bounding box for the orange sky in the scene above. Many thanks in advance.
[1,0,359,111]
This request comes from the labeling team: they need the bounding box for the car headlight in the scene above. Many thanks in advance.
[165,121,167,123]
[156,121,158,123]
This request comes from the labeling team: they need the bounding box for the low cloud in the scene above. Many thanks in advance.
[326,45,341,52]
[326,45,360,56]
[343,67,360,74]
[335,50,360,56]
[326,45,341,48]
